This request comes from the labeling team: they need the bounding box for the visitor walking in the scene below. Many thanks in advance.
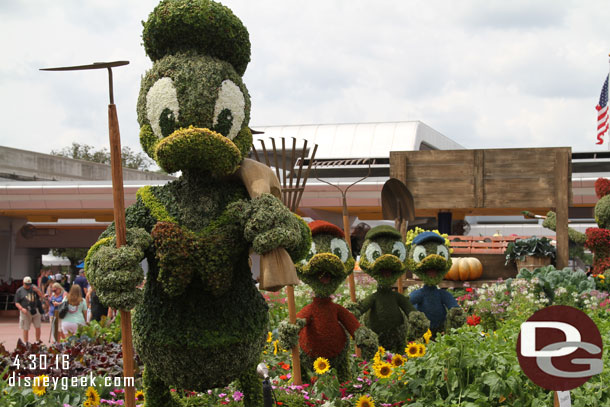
[60,285,87,337]
[48,283,66,342]
[73,269,89,297]
[89,288,109,322]
[14,276,45,343]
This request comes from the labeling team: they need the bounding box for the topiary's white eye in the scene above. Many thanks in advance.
[436,245,449,260]
[301,241,316,265]
[330,238,349,263]
[146,77,180,140]
[392,241,406,261]
[212,79,246,140]
[413,246,427,263]
[365,242,382,263]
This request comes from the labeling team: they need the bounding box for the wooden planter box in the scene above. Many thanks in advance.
[515,255,551,272]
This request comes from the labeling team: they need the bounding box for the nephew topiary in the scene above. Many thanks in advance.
[351,225,429,353]
[406,229,465,336]
[85,1,310,406]
[278,220,378,383]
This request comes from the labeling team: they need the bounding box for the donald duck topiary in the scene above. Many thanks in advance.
[84,1,310,406]
[278,220,378,383]
[406,229,465,336]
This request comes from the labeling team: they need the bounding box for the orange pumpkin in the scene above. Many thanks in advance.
[445,257,483,281]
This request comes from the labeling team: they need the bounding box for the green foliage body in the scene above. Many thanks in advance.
[357,226,429,353]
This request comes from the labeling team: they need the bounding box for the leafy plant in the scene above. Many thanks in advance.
[73,314,122,343]
[514,266,595,304]
[504,236,556,266]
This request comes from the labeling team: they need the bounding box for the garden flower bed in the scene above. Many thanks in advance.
[2,268,609,406]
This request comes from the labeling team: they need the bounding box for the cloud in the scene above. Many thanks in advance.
[1,0,610,158]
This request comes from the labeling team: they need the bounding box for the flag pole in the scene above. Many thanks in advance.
[607,52,610,150]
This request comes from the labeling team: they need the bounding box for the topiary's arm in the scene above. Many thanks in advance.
[354,326,379,360]
[541,211,586,245]
[407,311,430,341]
[239,193,311,258]
[352,293,375,317]
[85,227,152,310]
[278,318,307,349]
[445,307,466,331]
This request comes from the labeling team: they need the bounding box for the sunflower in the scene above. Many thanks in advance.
[423,329,432,344]
[313,357,330,374]
[391,354,405,367]
[355,394,375,407]
[135,390,145,401]
[86,386,101,406]
[32,375,48,396]
[405,342,419,358]
[417,343,427,357]
[373,362,392,379]
[83,400,92,407]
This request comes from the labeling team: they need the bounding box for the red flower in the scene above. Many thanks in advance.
[595,178,610,199]
[465,287,473,293]
[280,375,288,381]
[467,314,481,326]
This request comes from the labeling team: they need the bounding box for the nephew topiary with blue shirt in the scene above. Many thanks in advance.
[407,230,465,336]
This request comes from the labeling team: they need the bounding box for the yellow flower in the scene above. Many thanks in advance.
[267,331,273,342]
[273,339,279,355]
[355,394,375,407]
[32,375,48,397]
[391,354,405,367]
[313,357,330,374]
[373,345,386,363]
[135,390,145,401]
[374,362,393,379]
[417,343,426,357]
[423,329,432,344]
[405,342,419,358]
[598,274,605,280]
[86,386,101,406]
[84,400,92,407]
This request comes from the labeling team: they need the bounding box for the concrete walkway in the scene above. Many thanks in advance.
[0,316,55,352]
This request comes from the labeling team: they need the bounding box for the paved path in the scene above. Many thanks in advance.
[0,316,55,352]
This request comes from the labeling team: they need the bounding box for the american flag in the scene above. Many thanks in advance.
[597,74,609,144]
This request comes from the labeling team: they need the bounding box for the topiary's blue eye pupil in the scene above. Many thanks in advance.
[159,107,178,138]
[333,248,342,258]
[373,251,380,260]
[213,108,234,138]
[418,252,426,261]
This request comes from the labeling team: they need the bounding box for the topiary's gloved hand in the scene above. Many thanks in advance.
[445,307,466,331]
[278,318,306,349]
[241,194,311,261]
[85,228,152,310]
[407,311,430,340]
[354,326,379,360]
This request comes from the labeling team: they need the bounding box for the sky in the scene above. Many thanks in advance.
[1,0,610,158]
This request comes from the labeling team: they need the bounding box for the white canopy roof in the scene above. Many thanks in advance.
[252,121,464,159]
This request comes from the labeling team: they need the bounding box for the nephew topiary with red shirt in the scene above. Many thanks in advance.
[279,220,378,382]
